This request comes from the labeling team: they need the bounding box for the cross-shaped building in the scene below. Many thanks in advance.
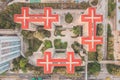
[37,52,82,74]
[81,7,103,52]
[14,7,59,30]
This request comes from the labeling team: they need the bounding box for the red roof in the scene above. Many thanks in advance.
[81,7,103,52]
[37,52,82,74]
[14,7,59,30]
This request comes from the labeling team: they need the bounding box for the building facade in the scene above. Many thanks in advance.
[0,36,21,74]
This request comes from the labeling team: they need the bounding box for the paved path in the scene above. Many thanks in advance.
[97,0,108,60]
[0,29,16,34]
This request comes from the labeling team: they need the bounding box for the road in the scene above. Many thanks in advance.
[85,52,88,80]
[0,73,33,80]
[88,60,120,64]
[0,72,86,80]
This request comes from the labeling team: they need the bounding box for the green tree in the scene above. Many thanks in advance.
[107,24,114,60]
[71,41,81,53]
[72,26,81,36]
[108,0,116,18]
[97,24,103,36]
[54,39,67,49]
[88,62,101,75]
[19,58,28,72]
[88,52,97,61]
[107,64,120,76]
[19,58,28,69]
[65,13,73,23]
[44,40,52,48]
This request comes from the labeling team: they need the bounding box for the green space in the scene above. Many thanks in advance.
[96,24,103,36]
[107,64,120,76]
[21,30,42,57]
[54,39,67,49]
[54,29,65,37]
[88,62,101,75]
[28,38,42,52]
[12,56,28,72]
[21,30,34,39]
[72,26,82,36]
[25,38,42,57]
[21,29,51,57]
[107,24,114,60]
[108,0,116,18]
[41,40,52,53]
[12,56,44,74]
[38,29,51,38]
[65,13,73,23]
[75,66,85,72]
[88,52,97,61]
[0,3,22,29]
[88,45,103,61]
[71,41,81,53]
[33,29,51,40]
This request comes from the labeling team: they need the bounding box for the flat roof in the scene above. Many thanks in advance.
[14,7,59,30]
[37,52,82,74]
[117,0,120,31]
[81,7,103,52]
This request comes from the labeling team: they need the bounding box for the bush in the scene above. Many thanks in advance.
[108,0,116,18]
[54,29,65,37]
[21,30,34,39]
[65,13,73,23]
[41,40,52,53]
[107,24,114,60]
[44,40,52,48]
[71,41,81,53]
[88,45,103,61]
[12,56,28,72]
[97,24,103,36]
[54,39,67,49]
[75,66,85,72]
[38,29,51,38]
[29,38,42,52]
[72,26,82,36]
[88,52,98,61]
[107,64,120,76]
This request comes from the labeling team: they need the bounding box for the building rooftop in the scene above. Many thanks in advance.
[37,52,82,74]
[81,7,103,52]
[117,0,120,31]
[14,7,59,30]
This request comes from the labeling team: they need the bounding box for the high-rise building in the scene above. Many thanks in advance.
[0,36,21,74]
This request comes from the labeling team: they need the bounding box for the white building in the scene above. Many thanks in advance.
[0,36,21,74]
[116,0,120,31]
